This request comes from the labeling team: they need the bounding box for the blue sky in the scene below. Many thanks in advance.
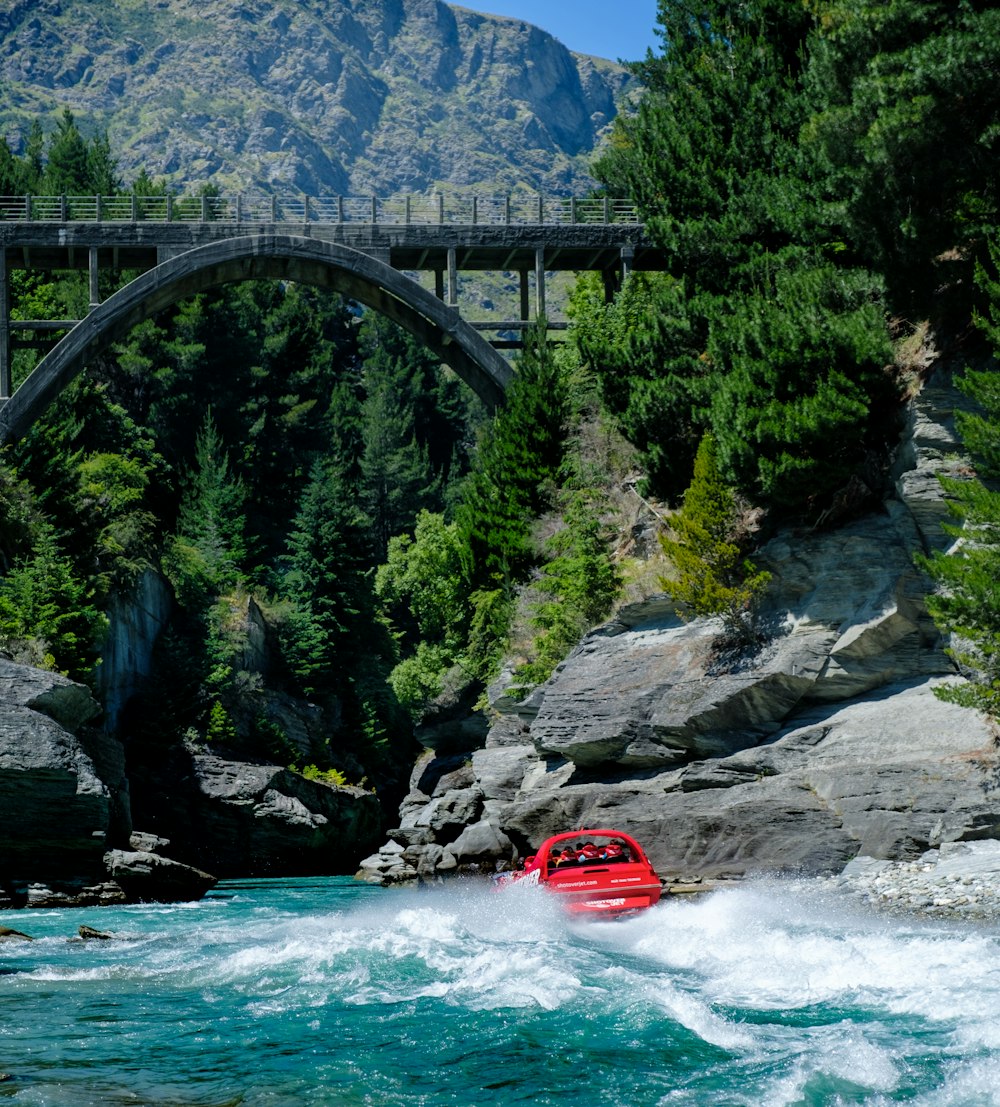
[460,2,662,63]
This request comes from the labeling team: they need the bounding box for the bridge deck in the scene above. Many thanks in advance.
[0,220,663,276]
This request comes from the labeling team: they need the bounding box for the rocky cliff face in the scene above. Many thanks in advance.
[359,344,1000,887]
[0,658,214,906]
[0,0,630,195]
[0,648,382,905]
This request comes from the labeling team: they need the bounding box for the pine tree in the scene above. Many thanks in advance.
[457,323,569,590]
[85,130,121,195]
[281,459,373,698]
[919,242,1000,716]
[165,410,246,607]
[0,136,25,195]
[660,434,771,645]
[0,520,107,680]
[43,109,91,195]
[803,1,1000,310]
[707,264,894,507]
[360,371,435,562]
[595,0,814,292]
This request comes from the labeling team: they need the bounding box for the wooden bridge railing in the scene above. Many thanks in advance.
[0,193,641,226]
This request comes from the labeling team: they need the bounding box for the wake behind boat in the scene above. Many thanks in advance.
[493,829,662,916]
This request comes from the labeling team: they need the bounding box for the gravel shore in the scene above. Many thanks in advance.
[808,840,1000,922]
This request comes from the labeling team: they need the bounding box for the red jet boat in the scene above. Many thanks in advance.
[493,829,662,916]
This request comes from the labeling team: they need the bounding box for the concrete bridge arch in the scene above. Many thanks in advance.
[0,234,514,442]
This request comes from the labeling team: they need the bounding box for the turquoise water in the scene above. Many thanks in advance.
[2,877,999,1106]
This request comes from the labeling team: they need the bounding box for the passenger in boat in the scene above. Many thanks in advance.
[578,842,601,864]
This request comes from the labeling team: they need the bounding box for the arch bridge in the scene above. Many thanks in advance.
[0,193,665,441]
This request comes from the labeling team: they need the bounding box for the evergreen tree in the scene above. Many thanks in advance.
[165,410,246,608]
[86,129,121,195]
[23,121,45,193]
[457,323,569,591]
[920,241,1000,716]
[803,1,1000,310]
[587,0,902,512]
[360,372,435,562]
[708,264,895,507]
[42,109,91,195]
[0,136,25,195]
[571,271,712,497]
[0,519,107,680]
[596,0,814,291]
[660,434,771,645]
[356,316,475,558]
[281,459,373,698]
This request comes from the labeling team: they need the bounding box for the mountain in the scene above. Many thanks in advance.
[0,0,633,195]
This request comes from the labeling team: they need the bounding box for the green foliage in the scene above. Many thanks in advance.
[358,325,439,560]
[77,451,157,590]
[707,263,895,506]
[587,0,1000,514]
[205,700,237,744]
[465,586,516,684]
[919,239,1000,717]
[660,435,771,646]
[571,272,712,497]
[920,477,1000,716]
[280,460,373,698]
[42,108,92,195]
[596,0,814,291]
[802,1,1000,310]
[0,458,42,574]
[0,520,107,680]
[376,511,469,652]
[291,763,349,787]
[385,641,454,713]
[457,324,569,591]
[513,491,622,691]
[165,410,246,605]
[0,135,27,194]
[36,108,122,197]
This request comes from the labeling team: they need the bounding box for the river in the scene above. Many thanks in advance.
[1,877,998,1105]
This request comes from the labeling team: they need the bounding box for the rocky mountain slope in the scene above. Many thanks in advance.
[0,0,631,195]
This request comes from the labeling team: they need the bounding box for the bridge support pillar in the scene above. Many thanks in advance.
[535,247,546,318]
[0,249,9,400]
[89,246,101,310]
[519,270,530,321]
[621,244,634,282]
[447,247,458,306]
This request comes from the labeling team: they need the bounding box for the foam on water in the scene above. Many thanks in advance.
[3,876,1000,1105]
